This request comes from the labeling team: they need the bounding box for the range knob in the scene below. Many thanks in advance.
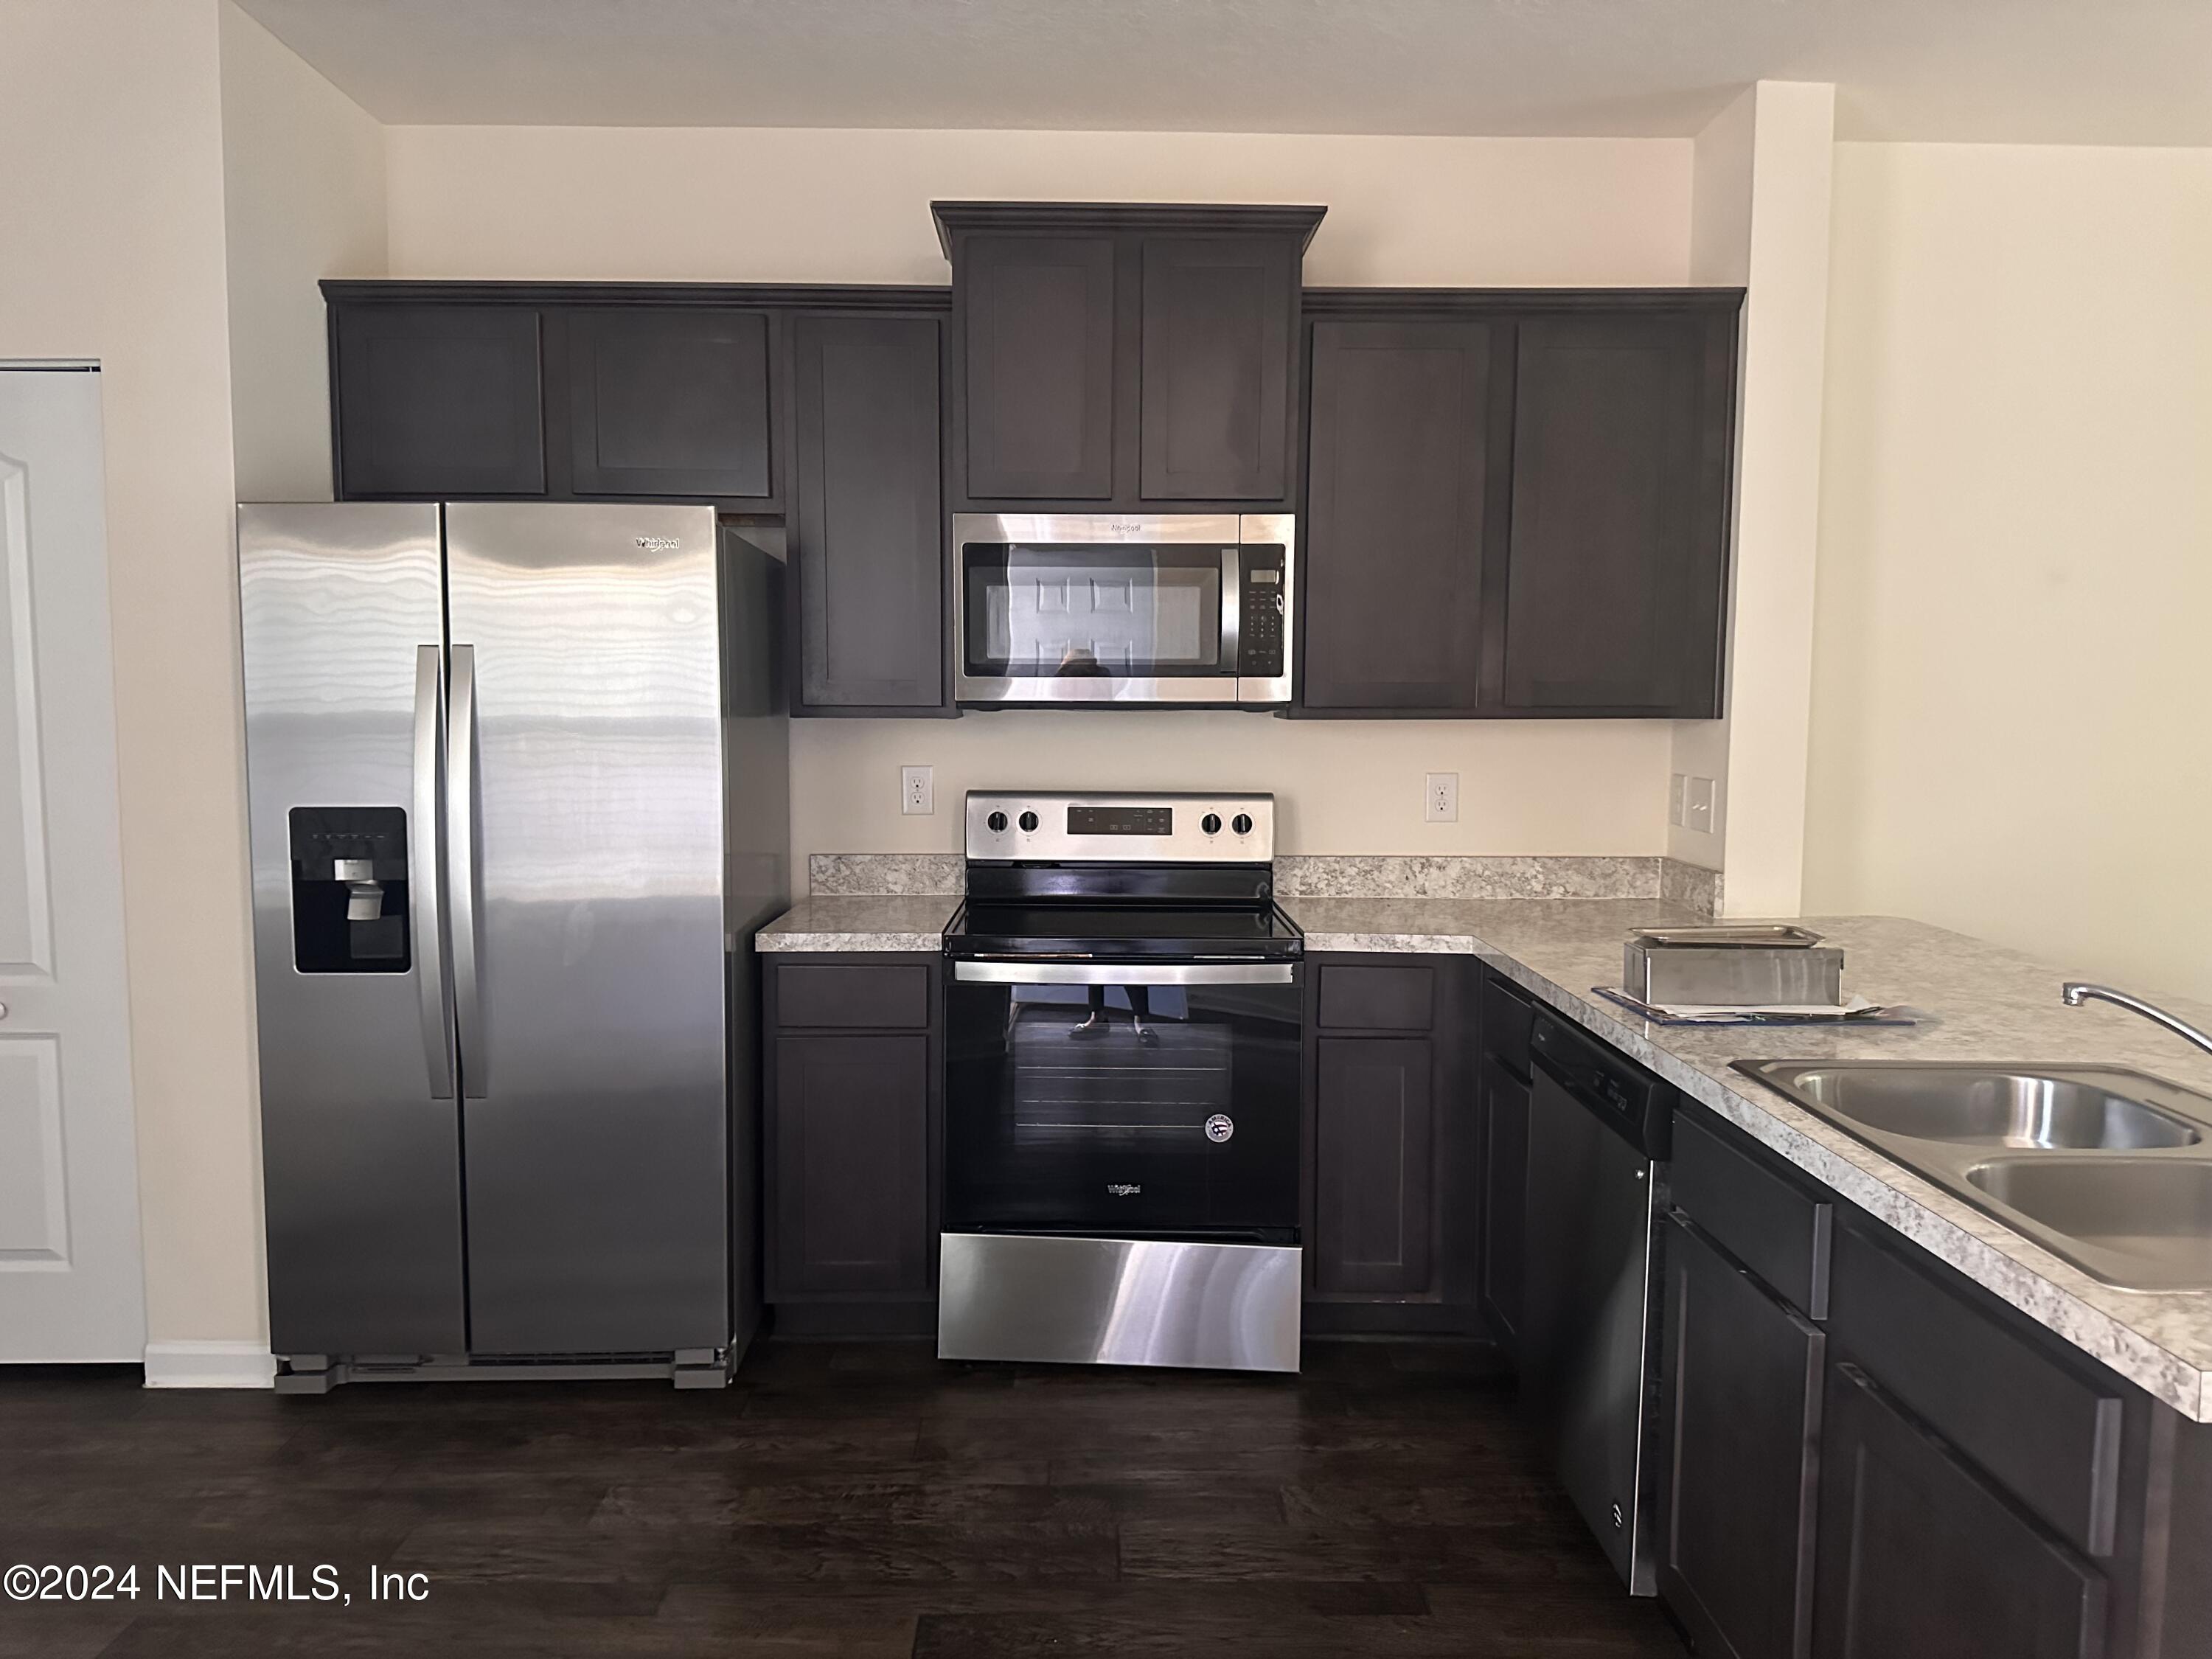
[1018,810,1040,832]
[986,810,1008,833]
[1200,813,1222,835]
[1231,813,1254,836]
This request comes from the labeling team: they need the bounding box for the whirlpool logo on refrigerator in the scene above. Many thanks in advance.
[1106,1183,1142,1197]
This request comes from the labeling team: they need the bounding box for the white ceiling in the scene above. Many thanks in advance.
[236,0,2212,145]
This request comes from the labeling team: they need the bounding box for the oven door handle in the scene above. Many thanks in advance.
[951,961,1295,987]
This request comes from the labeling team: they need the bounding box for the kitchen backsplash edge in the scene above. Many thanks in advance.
[809,852,1723,916]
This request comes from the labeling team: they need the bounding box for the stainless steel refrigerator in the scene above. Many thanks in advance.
[238,502,787,1389]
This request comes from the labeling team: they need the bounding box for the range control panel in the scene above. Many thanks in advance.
[965,792,1276,863]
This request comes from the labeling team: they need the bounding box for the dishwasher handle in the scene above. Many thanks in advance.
[1530,1012,1674,1161]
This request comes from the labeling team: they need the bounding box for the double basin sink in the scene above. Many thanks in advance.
[1736,1060,2212,1292]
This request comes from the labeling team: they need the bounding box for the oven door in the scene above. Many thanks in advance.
[954,514,1241,704]
[944,960,1302,1239]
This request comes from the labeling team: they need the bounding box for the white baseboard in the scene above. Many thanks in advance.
[142,1340,276,1390]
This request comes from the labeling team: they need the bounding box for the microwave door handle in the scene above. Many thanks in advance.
[448,643,486,1100]
[411,645,455,1099]
[1220,548,1242,675]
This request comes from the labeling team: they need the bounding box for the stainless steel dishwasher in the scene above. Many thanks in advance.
[1520,1009,1675,1595]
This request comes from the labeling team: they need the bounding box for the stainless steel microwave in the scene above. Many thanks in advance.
[953,514,1293,707]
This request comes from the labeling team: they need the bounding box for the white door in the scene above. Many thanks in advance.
[0,366,145,1361]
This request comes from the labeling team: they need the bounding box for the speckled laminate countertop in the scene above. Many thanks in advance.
[1281,897,2212,1422]
[754,895,959,953]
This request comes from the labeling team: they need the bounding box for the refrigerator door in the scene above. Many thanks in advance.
[239,504,467,1357]
[444,503,728,1354]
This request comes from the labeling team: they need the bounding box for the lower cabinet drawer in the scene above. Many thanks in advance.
[1669,1109,1832,1318]
[775,961,931,1029]
[1481,972,1534,1079]
[1829,1218,2124,1557]
[1317,962,1436,1032]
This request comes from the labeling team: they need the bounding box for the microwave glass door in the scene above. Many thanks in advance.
[963,544,1227,679]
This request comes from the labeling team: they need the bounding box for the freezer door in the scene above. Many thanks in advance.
[444,503,728,1354]
[239,504,466,1357]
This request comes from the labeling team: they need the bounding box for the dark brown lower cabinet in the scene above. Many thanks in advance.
[1476,1052,1529,1351]
[1305,956,1478,1332]
[1312,1037,1435,1295]
[768,1030,932,1300]
[1660,1215,1823,1659]
[1812,1362,2108,1659]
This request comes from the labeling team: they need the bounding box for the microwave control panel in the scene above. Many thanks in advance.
[1239,553,1287,678]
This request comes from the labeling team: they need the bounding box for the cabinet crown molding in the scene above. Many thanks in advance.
[319,279,951,313]
[929,201,1327,258]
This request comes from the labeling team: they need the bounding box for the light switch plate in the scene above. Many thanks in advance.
[1686,776,1715,834]
[901,765,933,815]
[1425,772,1458,824]
[1669,773,1687,828]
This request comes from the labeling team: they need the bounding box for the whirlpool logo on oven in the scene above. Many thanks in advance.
[1106,1183,1142,1197]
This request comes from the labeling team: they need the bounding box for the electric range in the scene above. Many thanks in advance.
[938,791,1304,1374]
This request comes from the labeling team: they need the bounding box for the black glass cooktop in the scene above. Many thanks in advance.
[946,901,1304,961]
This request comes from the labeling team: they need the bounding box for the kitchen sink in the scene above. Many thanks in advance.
[1747,1063,2202,1150]
[1965,1160,2212,1290]
[1733,1060,2212,1290]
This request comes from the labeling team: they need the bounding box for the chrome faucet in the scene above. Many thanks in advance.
[2062,983,2212,1060]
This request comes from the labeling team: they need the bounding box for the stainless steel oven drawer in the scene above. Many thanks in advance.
[937,1233,1301,1374]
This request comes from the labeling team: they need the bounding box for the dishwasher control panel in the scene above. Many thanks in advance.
[1530,1013,1674,1161]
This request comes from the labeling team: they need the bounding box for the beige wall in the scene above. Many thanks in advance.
[385,124,1696,867]
[3,1,265,1345]
[1806,142,2212,1001]
[1669,83,1836,916]
[796,716,1669,860]
[220,1,387,501]
[386,127,1691,287]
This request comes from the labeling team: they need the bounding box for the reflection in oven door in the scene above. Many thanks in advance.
[945,975,1302,1240]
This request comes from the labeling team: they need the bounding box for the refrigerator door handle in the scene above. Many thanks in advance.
[449,643,486,1099]
[411,645,454,1099]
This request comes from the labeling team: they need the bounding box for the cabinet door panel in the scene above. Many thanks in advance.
[791,313,945,711]
[566,307,771,498]
[1313,1037,1434,1296]
[1478,1054,1529,1349]
[1813,1363,2107,1659]
[1139,236,1292,501]
[1302,320,1491,710]
[771,1034,931,1298]
[335,305,545,498]
[1501,312,1730,715]
[961,236,1115,500]
[1661,1217,1823,1659]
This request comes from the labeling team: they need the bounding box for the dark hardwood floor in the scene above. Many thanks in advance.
[0,1340,1686,1658]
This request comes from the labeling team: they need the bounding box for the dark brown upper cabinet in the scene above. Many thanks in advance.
[954,234,1116,501]
[1300,318,1500,711]
[1295,290,1741,720]
[935,203,1324,512]
[1139,236,1295,501]
[788,310,948,715]
[561,307,773,501]
[1500,308,1736,717]
[333,304,547,498]
[323,282,948,521]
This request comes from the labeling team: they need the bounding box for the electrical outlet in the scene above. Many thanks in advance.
[1669,773,1688,828]
[1425,772,1458,824]
[1686,775,1715,835]
[900,765,933,815]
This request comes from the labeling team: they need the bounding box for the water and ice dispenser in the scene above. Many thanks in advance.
[288,807,409,973]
